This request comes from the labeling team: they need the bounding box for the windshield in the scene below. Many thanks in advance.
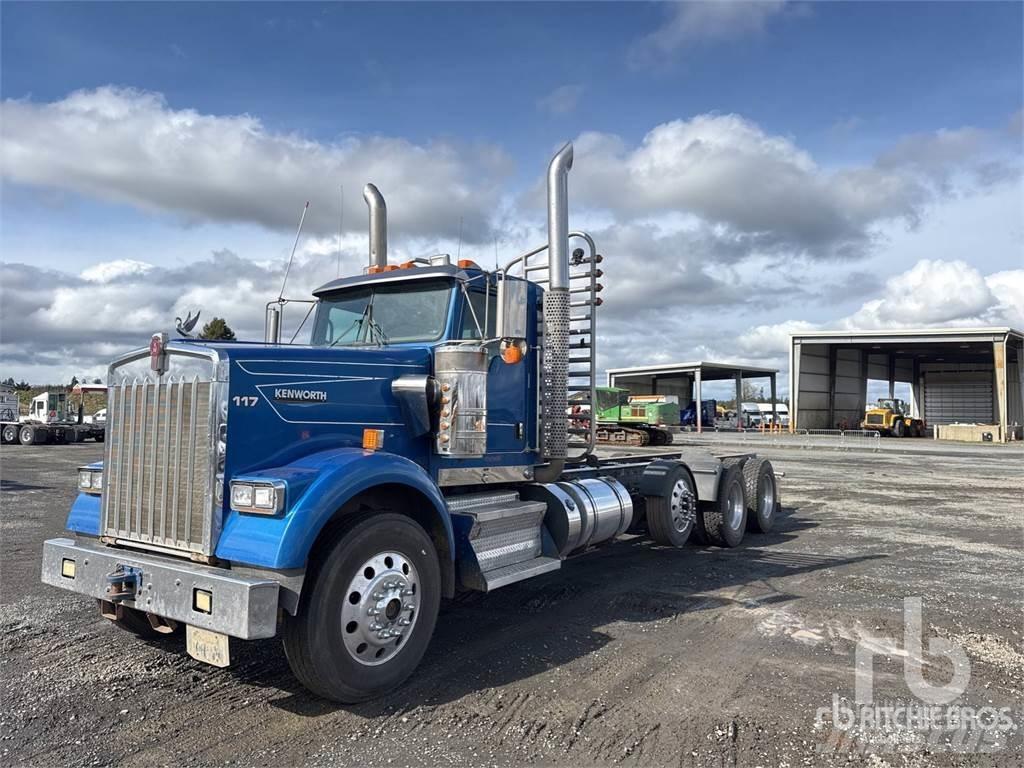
[310,278,453,346]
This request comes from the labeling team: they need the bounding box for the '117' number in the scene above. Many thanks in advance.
[232,396,258,407]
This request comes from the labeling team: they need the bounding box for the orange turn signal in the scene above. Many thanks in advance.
[501,343,524,365]
[367,265,384,274]
[362,428,384,451]
[457,259,480,269]
[400,261,416,269]
[383,264,399,272]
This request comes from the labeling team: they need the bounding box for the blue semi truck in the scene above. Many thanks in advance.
[41,143,781,702]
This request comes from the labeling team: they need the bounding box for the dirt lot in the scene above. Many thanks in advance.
[1,441,1022,766]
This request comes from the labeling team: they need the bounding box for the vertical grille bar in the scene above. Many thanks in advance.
[185,375,199,548]
[135,378,148,537]
[148,377,160,539]
[171,380,184,545]
[160,376,172,542]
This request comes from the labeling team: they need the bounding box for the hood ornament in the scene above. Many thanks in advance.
[175,310,201,339]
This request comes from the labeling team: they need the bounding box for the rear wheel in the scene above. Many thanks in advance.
[283,512,441,702]
[701,463,747,548]
[1,424,17,444]
[18,426,35,445]
[646,467,696,547]
[744,459,779,533]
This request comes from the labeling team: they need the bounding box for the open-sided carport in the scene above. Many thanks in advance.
[605,361,780,432]
[789,327,1024,441]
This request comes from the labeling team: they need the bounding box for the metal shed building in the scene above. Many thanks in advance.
[606,361,780,433]
[789,327,1024,441]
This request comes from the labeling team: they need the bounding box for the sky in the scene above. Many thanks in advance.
[1,0,1022,391]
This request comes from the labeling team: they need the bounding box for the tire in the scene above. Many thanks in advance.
[646,466,696,547]
[18,426,35,446]
[1,424,17,444]
[892,419,906,438]
[283,512,441,703]
[909,423,921,438]
[701,463,747,548]
[744,458,780,533]
[95,431,105,443]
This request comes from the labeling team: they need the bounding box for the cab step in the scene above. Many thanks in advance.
[447,490,561,592]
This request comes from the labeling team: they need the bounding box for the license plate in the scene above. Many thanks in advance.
[186,625,231,668]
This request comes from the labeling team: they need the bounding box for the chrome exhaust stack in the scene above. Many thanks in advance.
[363,183,388,269]
[539,142,573,472]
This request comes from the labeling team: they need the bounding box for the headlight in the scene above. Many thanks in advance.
[77,467,102,494]
[229,479,285,515]
[230,482,254,508]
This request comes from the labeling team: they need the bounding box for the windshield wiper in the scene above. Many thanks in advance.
[329,301,373,348]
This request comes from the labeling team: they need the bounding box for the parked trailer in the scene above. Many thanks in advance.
[41,143,781,703]
[0,389,105,446]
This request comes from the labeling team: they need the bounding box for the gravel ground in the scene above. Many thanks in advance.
[1,441,1022,767]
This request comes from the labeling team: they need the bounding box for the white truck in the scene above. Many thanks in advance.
[0,388,106,445]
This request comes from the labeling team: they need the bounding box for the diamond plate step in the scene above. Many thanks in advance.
[481,556,561,591]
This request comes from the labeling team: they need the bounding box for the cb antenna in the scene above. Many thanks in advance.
[456,216,464,262]
[342,186,350,280]
[279,201,309,301]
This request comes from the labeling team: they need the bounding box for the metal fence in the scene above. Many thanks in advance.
[675,426,882,451]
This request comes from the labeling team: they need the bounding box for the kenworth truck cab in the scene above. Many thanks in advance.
[42,144,782,702]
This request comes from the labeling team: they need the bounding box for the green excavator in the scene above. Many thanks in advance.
[571,386,677,447]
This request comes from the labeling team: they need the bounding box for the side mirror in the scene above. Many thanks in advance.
[496,276,528,342]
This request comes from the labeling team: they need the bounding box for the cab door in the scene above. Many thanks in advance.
[458,287,527,455]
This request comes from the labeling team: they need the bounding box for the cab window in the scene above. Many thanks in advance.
[460,290,497,340]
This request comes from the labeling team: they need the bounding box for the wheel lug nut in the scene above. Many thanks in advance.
[398,618,410,626]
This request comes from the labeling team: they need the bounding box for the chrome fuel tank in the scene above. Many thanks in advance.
[522,477,633,557]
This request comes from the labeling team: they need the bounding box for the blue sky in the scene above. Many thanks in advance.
[1,1,1022,384]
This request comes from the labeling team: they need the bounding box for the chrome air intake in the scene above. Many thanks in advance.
[363,183,388,268]
[434,345,488,457]
[541,142,573,462]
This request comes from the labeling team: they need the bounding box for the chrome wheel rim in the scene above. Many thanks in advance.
[760,474,776,519]
[669,478,694,533]
[340,551,419,667]
[726,482,744,530]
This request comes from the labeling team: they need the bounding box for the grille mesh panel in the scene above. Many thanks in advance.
[102,376,213,554]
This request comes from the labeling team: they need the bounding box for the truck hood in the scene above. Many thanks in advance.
[205,341,433,474]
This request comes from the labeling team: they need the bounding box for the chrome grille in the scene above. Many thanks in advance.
[102,375,215,555]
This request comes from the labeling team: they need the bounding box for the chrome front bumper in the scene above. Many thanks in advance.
[41,537,280,639]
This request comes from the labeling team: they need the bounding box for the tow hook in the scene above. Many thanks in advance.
[105,564,142,603]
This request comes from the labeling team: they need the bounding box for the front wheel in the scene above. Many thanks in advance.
[892,419,906,438]
[283,513,441,703]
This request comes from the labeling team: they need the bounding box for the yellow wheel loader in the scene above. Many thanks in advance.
[861,398,925,437]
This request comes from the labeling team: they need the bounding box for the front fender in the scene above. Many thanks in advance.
[215,448,454,570]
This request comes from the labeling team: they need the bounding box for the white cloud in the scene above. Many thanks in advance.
[630,1,789,67]
[537,84,584,116]
[80,259,155,283]
[734,260,1024,361]
[0,87,511,242]
[564,114,972,258]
